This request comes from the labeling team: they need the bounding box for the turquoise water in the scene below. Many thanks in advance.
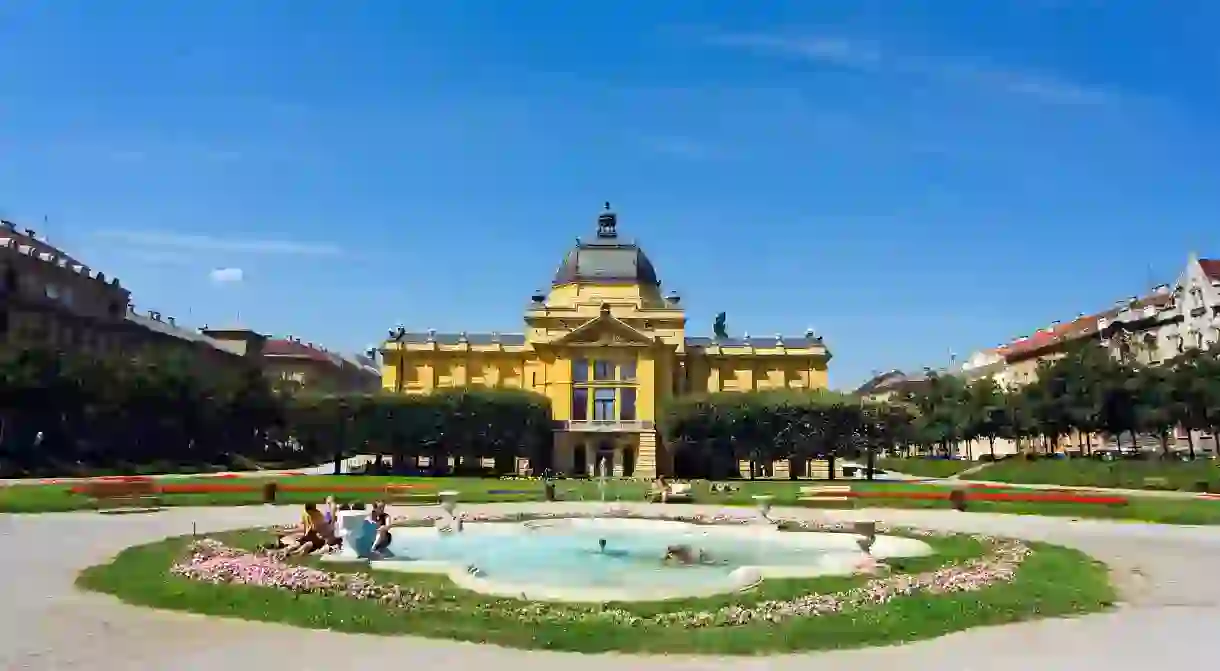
[383,523,842,589]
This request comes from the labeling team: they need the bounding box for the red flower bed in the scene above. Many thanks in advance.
[156,483,258,494]
[972,492,1127,505]
[69,481,440,495]
[850,490,1126,505]
[278,484,434,494]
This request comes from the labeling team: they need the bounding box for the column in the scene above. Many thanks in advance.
[612,446,623,477]
[635,431,658,478]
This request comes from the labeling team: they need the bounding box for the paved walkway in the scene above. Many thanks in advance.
[2,503,1220,670]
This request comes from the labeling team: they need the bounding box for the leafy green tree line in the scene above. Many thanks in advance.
[661,389,904,479]
[6,339,1217,479]
[880,343,1220,460]
[661,343,1220,478]
[0,344,551,477]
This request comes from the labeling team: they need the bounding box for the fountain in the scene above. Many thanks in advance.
[852,520,883,573]
[325,509,377,563]
[435,490,461,532]
[369,515,934,602]
[596,464,614,514]
[853,521,877,554]
[752,494,776,525]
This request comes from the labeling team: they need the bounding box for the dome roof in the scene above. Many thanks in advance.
[552,204,660,287]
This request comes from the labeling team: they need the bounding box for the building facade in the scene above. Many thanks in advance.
[263,337,381,393]
[380,205,832,477]
[1,219,130,350]
[949,256,1220,456]
[1100,255,1220,364]
[1,218,275,375]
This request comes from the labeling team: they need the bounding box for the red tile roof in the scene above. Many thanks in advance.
[1199,258,1220,280]
[1000,293,1171,361]
[264,338,342,365]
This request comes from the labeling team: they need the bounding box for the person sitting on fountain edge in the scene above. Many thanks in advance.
[369,501,393,556]
[286,503,339,556]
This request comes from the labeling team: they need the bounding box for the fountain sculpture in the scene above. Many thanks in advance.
[435,490,462,533]
[752,494,776,525]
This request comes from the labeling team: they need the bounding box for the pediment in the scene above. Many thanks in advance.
[553,314,655,346]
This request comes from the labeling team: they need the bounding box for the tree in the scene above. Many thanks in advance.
[910,373,968,457]
[661,389,861,480]
[0,343,289,478]
[965,378,1007,459]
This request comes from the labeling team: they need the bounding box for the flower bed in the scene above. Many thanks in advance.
[170,512,1030,628]
[172,539,434,606]
[850,489,1127,505]
[67,482,437,495]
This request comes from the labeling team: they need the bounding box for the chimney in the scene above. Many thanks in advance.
[167,316,176,327]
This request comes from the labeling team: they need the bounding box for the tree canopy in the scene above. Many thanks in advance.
[0,344,551,478]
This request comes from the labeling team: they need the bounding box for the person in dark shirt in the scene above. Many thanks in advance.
[369,501,393,555]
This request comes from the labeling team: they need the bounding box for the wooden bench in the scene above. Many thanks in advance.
[646,482,694,503]
[796,484,855,509]
[78,478,161,513]
[1142,476,1173,491]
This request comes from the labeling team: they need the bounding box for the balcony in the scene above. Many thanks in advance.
[556,419,655,432]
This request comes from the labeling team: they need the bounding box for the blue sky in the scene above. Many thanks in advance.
[2,1,1219,387]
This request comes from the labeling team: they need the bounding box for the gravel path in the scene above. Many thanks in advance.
[3,503,1220,670]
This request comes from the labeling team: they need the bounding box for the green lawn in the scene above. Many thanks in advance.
[5,474,1220,524]
[76,526,1115,654]
[962,458,1220,492]
[875,458,981,478]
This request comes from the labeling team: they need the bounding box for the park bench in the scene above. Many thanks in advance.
[796,484,855,509]
[78,478,162,513]
[1142,476,1173,491]
[646,482,694,503]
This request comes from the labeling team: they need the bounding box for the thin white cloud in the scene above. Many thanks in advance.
[209,267,244,284]
[709,33,1112,106]
[710,34,882,70]
[97,230,343,256]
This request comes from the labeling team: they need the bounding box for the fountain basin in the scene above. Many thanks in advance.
[366,517,933,602]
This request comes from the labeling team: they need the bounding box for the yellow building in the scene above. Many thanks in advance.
[381,204,831,477]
